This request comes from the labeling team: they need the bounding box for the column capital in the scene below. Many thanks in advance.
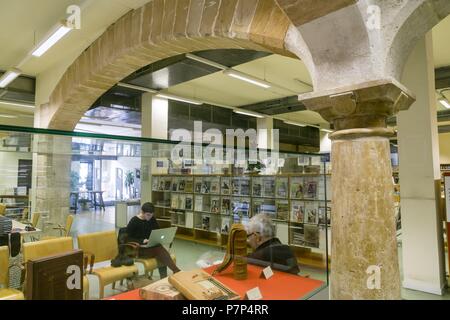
[299,79,416,137]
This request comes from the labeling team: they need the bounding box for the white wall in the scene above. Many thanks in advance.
[320,132,331,153]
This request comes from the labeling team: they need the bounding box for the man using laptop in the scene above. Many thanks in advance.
[126,202,181,278]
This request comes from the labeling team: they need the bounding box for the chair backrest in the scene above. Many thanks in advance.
[31,212,40,228]
[65,215,75,237]
[0,204,6,216]
[77,230,118,263]
[0,246,9,287]
[23,237,74,263]
[21,208,29,221]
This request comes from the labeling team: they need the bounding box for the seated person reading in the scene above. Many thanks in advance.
[246,214,300,274]
[126,202,180,278]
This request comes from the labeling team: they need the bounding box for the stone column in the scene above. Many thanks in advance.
[300,80,415,300]
[141,93,169,203]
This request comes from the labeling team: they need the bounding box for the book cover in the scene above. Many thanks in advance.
[211,197,220,213]
[263,178,275,197]
[304,178,318,200]
[195,181,202,193]
[291,201,305,223]
[291,227,305,246]
[178,180,186,192]
[240,179,250,196]
[232,179,240,195]
[185,196,193,210]
[185,180,194,193]
[221,198,231,215]
[210,179,220,194]
[290,177,304,199]
[171,194,179,209]
[232,198,250,218]
[304,225,319,248]
[152,177,159,191]
[252,179,262,197]
[305,201,318,224]
[164,180,172,191]
[275,178,288,198]
[178,195,186,210]
[202,215,210,231]
[172,180,178,192]
[201,180,211,194]
[276,200,289,221]
[159,180,165,191]
[221,217,230,234]
[221,178,231,195]
[195,196,203,212]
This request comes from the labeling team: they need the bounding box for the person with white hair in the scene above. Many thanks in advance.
[246,214,300,274]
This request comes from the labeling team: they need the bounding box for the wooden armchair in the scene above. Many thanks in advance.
[0,246,24,300]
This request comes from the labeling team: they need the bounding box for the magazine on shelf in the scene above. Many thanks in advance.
[221,178,231,195]
[172,179,178,192]
[185,196,193,210]
[195,181,202,193]
[252,179,262,197]
[202,215,210,231]
[178,195,186,211]
[178,180,186,192]
[304,177,318,200]
[221,217,231,234]
[201,180,211,194]
[290,177,304,199]
[221,198,231,215]
[291,227,305,246]
[291,201,305,223]
[171,194,179,209]
[240,179,250,196]
[164,180,172,191]
[263,178,275,197]
[158,179,165,191]
[185,180,194,193]
[178,213,186,226]
[232,179,240,195]
[305,201,318,224]
[275,178,288,198]
[195,196,203,212]
[253,199,276,218]
[152,177,159,191]
[276,200,289,221]
[210,179,220,194]
[211,197,220,213]
[318,205,331,225]
[232,198,250,218]
[304,224,320,248]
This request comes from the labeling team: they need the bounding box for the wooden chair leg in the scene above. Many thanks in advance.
[112,282,116,290]
[99,285,105,300]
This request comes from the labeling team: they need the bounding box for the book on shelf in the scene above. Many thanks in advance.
[305,201,318,224]
[275,178,288,198]
[172,179,178,192]
[178,212,186,226]
[171,194,179,209]
[152,177,159,191]
[221,217,230,234]
[304,224,320,248]
[291,201,305,223]
[211,197,220,213]
[221,178,231,195]
[185,180,194,193]
[195,182,202,193]
[240,179,250,196]
[178,195,186,211]
[291,227,305,246]
[164,180,172,191]
[221,198,231,215]
[253,199,276,218]
[290,177,304,199]
[195,196,203,212]
[318,206,331,225]
[276,200,289,221]
[252,179,262,197]
[158,180,165,191]
[232,179,240,195]
[263,178,275,197]
[201,180,211,194]
[202,215,210,231]
[232,198,250,218]
[210,179,220,194]
[304,177,318,200]
[185,196,193,210]
[178,180,186,192]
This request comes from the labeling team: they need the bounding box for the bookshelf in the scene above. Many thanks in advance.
[151,169,331,268]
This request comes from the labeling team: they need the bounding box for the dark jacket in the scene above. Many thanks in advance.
[247,238,300,274]
[125,216,160,245]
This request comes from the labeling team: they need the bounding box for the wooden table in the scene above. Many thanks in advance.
[11,220,42,241]
[106,264,326,300]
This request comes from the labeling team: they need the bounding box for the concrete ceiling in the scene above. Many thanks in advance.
[0,0,450,129]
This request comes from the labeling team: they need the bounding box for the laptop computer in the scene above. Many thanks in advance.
[142,227,178,248]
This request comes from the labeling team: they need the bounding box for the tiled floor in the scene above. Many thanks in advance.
[70,206,449,300]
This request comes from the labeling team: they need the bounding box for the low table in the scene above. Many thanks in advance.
[106,264,326,300]
[11,220,42,241]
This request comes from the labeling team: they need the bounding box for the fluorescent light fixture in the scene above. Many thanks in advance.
[185,53,228,70]
[440,99,450,109]
[224,69,271,89]
[156,93,203,105]
[117,82,157,94]
[32,22,72,57]
[321,128,334,133]
[284,121,307,127]
[0,69,21,88]
[233,110,265,119]
[0,100,35,109]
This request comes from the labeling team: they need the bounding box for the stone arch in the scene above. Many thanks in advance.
[42,0,311,131]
